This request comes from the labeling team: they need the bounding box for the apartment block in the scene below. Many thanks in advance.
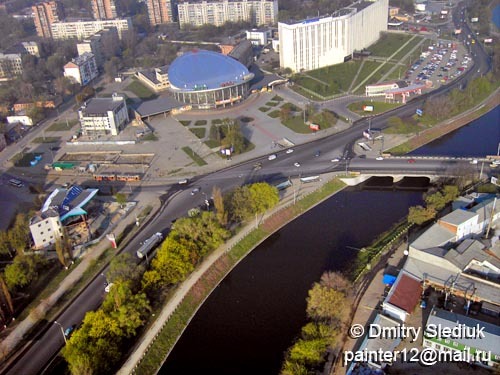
[32,1,63,38]
[63,52,99,86]
[51,18,132,40]
[0,53,23,79]
[92,0,118,20]
[146,0,174,26]
[177,0,278,28]
[77,28,118,67]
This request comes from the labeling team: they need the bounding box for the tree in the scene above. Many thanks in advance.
[4,255,40,290]
[306,283,346,322]
[114,193,127,208]
[248,183,279,215]
[0,231,12,257]
[319,271,350,295]
[212,186,227,226]
[408,205,437,225]
[27,106,45,125]
[150,237,194,285]
[287,338,328,366]
[8,213,29,253]
[226,186,253,221]
[55,238,69,268]
[442,185,459,203]
[425,191,446,211]
[280,106,291,122]
[107,253,144,290]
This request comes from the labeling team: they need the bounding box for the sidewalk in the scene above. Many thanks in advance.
[0,191,162,367]
[118,173,340,374]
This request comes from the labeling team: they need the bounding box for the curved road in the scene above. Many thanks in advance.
[3,1,493,373]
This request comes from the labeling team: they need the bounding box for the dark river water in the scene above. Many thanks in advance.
[160,106,500,375]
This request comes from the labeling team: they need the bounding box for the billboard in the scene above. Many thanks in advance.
[363,105,374,112]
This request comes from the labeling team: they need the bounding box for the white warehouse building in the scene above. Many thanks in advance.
[278,0,388,73]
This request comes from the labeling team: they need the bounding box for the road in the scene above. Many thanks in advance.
[3,1,493,373]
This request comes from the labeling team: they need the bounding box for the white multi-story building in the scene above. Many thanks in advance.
[64,52,99,86]
[21,42,40,57]
[177,0,278,28]
[246,28,271,46]
[29,209,63,250]
[278,0,388,72]
[76,28,118,68]
[50,18,132,40]
[78,93,129,136]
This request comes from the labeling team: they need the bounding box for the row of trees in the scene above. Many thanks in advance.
[408,185,459,225]
[281,272,352,375]
[63,182,280,373]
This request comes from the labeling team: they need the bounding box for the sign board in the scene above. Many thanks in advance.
[492,176,498,185]
[363,105,374,112]
[309,123,320,131]
[416,108,423,116]
[484,38,493,44]
[106,233,117,249]
[471,17,478,23]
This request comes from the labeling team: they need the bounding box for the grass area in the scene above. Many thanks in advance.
[350,61,383,89]
[141,133,158,141]
[179,120,191,126]
[47,119,78,131]
[383,121,422,135]
[266,101,279,107]
[272,95,284,102]
[385,65,406,81]
[347,101,402,115]
[212,119,223,125]
[259,107,270,112]
[204,139,220,148]
[32,136,60,143]
[353,63,396,94]
[182,146,207,166]
[194,120,207,126]
[13,152,44,167]
[189,127,206,139]
[282,116,311,134]
[294,61,362,96]
[281,102,300,112]
[126,79,157,100]
[367,32,414,57]
[392,36,424,61]
[268,110,280,118]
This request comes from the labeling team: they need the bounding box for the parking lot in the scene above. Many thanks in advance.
[404,39,471,89]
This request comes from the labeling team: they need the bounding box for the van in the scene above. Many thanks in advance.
[268,154,277,161]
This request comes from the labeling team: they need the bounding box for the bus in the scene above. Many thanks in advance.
[300,175,321,183]
[8,179,23,188]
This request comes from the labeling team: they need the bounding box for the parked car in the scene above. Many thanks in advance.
[286,149,294,154]
[268,154,277,161]
[178,178,189,185]
[190,187,201,195]
[64,324,77,338]
[294,162,301,167]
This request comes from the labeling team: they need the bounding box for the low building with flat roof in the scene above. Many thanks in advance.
[382,270,422,322]
[136,65,170,92]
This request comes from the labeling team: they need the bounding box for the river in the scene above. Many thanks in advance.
[160,106,500,374]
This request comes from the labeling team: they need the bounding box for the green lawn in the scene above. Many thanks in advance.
[367,33,414,57]
[350,61,383,89]
[141,133,158,141]
[204,139,220,148]
[293,61,363,96]
[259,107,270,112]
[32,136,60,143]
[47,119,78,131]
[126,79,157,100]
[282,116,312,134]
[190,127,206,139]
[182,146,207,166]
[268,110,280,118]
[392,36,424,61]
[353,63,396,94]
[347,101,402,115]
[384,122,423,135]
[194,120,207,126]
[266,101,279,107]
[179,120,191,126]
[212,119,223,125]
[272,95,284,102]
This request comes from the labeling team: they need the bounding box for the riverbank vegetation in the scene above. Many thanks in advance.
[408,185,459,225]
[61,182,280,374]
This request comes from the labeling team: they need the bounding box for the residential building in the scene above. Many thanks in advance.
[63,52,99,86]
[381,270,422,322]
[92,0,118,20]
[136,65,170,92]
[32,1,63,38]
[21,42,40,57]
[0,53,23,79]
[78,93,129,136]
[278,0,388,72]
[177,0,278,28]
[29,209,63,250]
[50,18,132,40]
[6,112,34,126]
[77,28,118,68]
[146,0,174,26]
[423,307,500,369]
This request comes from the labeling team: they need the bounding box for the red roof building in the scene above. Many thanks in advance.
[382,271,422,322]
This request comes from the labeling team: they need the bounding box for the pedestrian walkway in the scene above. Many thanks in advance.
[0,191,162,368]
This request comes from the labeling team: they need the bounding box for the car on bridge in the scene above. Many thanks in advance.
[407,158,416,163]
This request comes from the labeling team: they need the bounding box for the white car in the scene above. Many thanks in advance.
[331,158,340,163]
[294,162,301,167]
[268,154,277,161]
[469,159,478,165]
[376,156,384,161]
[286,149,294,154]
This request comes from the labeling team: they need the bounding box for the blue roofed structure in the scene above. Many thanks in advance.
[168,49,254,109]
[42,185,99,222]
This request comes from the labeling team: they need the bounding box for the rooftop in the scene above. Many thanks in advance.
[385,271,422,314]
[410,222,456,251]
[439,209,477,226]
[133,96,183,119]
[41,185,98,222]
[80,95,125,115]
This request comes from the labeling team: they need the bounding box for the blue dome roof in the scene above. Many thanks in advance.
[168,50,252,91]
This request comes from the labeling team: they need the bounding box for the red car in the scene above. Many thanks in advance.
[407,159,416,163]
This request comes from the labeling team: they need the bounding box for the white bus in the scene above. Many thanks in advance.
[300,175,321,183]
[8,179,23,188]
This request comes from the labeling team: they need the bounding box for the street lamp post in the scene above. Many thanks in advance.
[54,321,67,344]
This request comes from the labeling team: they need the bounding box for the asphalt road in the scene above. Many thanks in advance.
[3,1,493,373]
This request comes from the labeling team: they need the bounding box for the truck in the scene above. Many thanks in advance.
[136,232,163,259]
